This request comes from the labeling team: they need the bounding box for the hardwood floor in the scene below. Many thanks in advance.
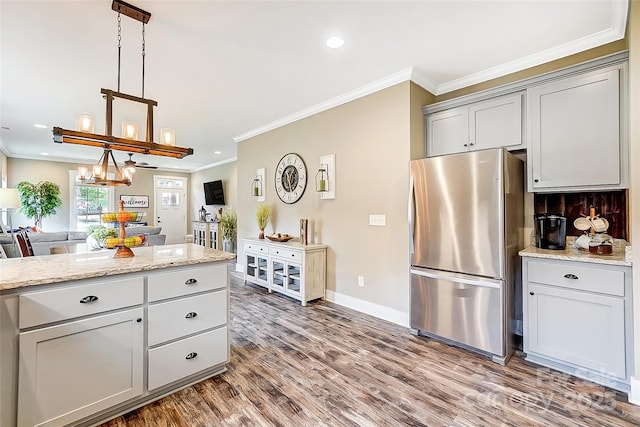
[99,266,640,427]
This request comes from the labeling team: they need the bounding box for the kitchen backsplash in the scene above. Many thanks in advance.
[533,190,627,240]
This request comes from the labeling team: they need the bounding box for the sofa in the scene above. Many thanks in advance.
[0,226,166,258]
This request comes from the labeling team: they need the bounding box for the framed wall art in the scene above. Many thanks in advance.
[120,195,149,208]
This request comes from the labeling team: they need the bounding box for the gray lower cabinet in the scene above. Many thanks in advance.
[522,257,633,391]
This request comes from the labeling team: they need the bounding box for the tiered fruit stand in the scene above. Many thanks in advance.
[101,200,145,258]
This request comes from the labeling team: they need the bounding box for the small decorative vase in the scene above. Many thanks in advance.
[86,235,102,250]
[259,229,265,239]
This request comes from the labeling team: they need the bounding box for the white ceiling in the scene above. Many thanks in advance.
[0,0,628,172]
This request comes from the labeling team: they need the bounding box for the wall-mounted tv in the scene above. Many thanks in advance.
[203,180,225,205]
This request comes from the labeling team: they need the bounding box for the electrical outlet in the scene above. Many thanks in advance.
[358,275,364,287]
[369,214,386,226]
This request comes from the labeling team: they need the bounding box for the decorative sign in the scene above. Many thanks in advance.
[120,195,149,208]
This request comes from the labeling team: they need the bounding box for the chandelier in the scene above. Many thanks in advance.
[53,0,193,186]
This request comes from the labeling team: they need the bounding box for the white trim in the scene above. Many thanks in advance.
[190,157,237,173]
[630,376,640,406]
[325,289,409,327]
[234,68,414,143]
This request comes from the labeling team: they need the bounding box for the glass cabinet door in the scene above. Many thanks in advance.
[287,264,301,295]
[257,257,268,282]
[271,260,285,291]
[246,254,257,278]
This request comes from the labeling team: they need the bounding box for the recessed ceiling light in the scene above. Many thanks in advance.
[326,36,344,49]
[34,124,48,129]
[214,151,221,155]
[40,152,49,156]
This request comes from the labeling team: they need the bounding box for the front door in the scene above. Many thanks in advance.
[154,176,187,245]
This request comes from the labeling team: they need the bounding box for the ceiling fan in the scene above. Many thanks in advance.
[124,153,158,169]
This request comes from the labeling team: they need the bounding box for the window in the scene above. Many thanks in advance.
[69,171,114,231]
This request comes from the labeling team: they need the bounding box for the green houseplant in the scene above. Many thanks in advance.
[86,225,118,249]
[219,209,237,252]
[16,181,63,229]
[255,203,272,239]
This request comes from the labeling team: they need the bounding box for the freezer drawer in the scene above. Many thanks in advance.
[410,269,504,357]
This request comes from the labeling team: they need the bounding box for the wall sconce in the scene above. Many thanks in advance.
[319,154,335,200]
[160,128,175,146]
[251,177,263,197]
[121,121,139,140]
[76,113,95,133]
[316,166,328,192]
[255,167,266,202]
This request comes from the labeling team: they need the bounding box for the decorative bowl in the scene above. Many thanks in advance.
[266,235,294,242]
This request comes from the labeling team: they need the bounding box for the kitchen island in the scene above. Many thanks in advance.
[0,244,235,427]
[519,240,633,392]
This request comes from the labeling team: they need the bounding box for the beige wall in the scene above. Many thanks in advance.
[190,161,238,222]
[237,81,428,321]
[6,158,189,231]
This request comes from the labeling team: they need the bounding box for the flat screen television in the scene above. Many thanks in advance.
[203,180,225,205]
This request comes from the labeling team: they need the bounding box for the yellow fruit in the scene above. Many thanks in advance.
[104,237,119,249]
[124,237,136,248]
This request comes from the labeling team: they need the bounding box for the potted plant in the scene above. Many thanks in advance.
[86,225,118,249]
[219,209,237,253]
[16,181,63,229]
[255,203,272,239]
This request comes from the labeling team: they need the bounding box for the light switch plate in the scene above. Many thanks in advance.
[369,214,386,226]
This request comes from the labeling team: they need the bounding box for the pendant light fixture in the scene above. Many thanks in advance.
[54,0,193,187]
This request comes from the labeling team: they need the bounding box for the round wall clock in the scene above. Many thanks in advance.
[275,153,307,204]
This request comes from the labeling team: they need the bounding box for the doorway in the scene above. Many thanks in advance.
[154,176,187,245]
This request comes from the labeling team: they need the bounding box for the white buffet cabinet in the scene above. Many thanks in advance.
[243,238,327,306]
[520,250,633,392]
[0,244,233,427]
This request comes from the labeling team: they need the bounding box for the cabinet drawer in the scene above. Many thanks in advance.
[244,241,268,254]
[148,327,228,391]
[148,264,227,302]
[527,260,624,296]
[19,277,144,329]
[269,246,302,262]
[148,290,227,346]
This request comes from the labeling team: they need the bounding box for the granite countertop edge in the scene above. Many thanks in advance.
[519,238,631,267]
[0,244,236,292]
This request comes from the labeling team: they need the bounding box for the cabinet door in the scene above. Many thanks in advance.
[18,308,144,427]
[528,68,621,190]
[469,92,523,151]
[246,252,268,287]
[426,108,469,157]
[526,283,625,379]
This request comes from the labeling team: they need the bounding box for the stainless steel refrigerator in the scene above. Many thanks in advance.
[409,148,523,364]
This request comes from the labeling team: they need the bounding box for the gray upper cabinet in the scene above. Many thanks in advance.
[426,92,524,157]
[527,64,628,192]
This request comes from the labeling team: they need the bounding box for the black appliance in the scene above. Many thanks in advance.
[534,213,567,250]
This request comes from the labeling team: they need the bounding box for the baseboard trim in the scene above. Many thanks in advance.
[629,376,640,406]
[325,290,409,327]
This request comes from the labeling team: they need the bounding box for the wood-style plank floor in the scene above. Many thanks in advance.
[100,265,640,427]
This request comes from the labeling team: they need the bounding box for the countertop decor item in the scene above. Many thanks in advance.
[266,234,293,242]
[103,200,146,258]
[255,203,272,239]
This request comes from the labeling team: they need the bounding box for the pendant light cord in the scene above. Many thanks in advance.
[141,23,146,99]
[117,12,121,92]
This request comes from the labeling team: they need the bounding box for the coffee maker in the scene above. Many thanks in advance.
[534,213,567,250]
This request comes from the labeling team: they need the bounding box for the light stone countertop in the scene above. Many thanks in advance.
[0,243,236,291]
[519,238,631,267]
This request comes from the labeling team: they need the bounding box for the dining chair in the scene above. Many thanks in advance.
[15,229,34,257]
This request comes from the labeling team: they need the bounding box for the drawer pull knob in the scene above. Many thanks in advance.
[563,274,579,280]
[185,278,198,285]
[185,352,198,360]
[529,292,534,296]
[136,318,142,323]
[79,295,99,304]
[185,312,198,319]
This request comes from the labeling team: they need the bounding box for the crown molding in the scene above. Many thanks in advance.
[191,156,237,172]
[234,68,414,143]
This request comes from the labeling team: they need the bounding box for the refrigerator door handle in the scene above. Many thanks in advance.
[410,268,502,289]
[408,175,415,255]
